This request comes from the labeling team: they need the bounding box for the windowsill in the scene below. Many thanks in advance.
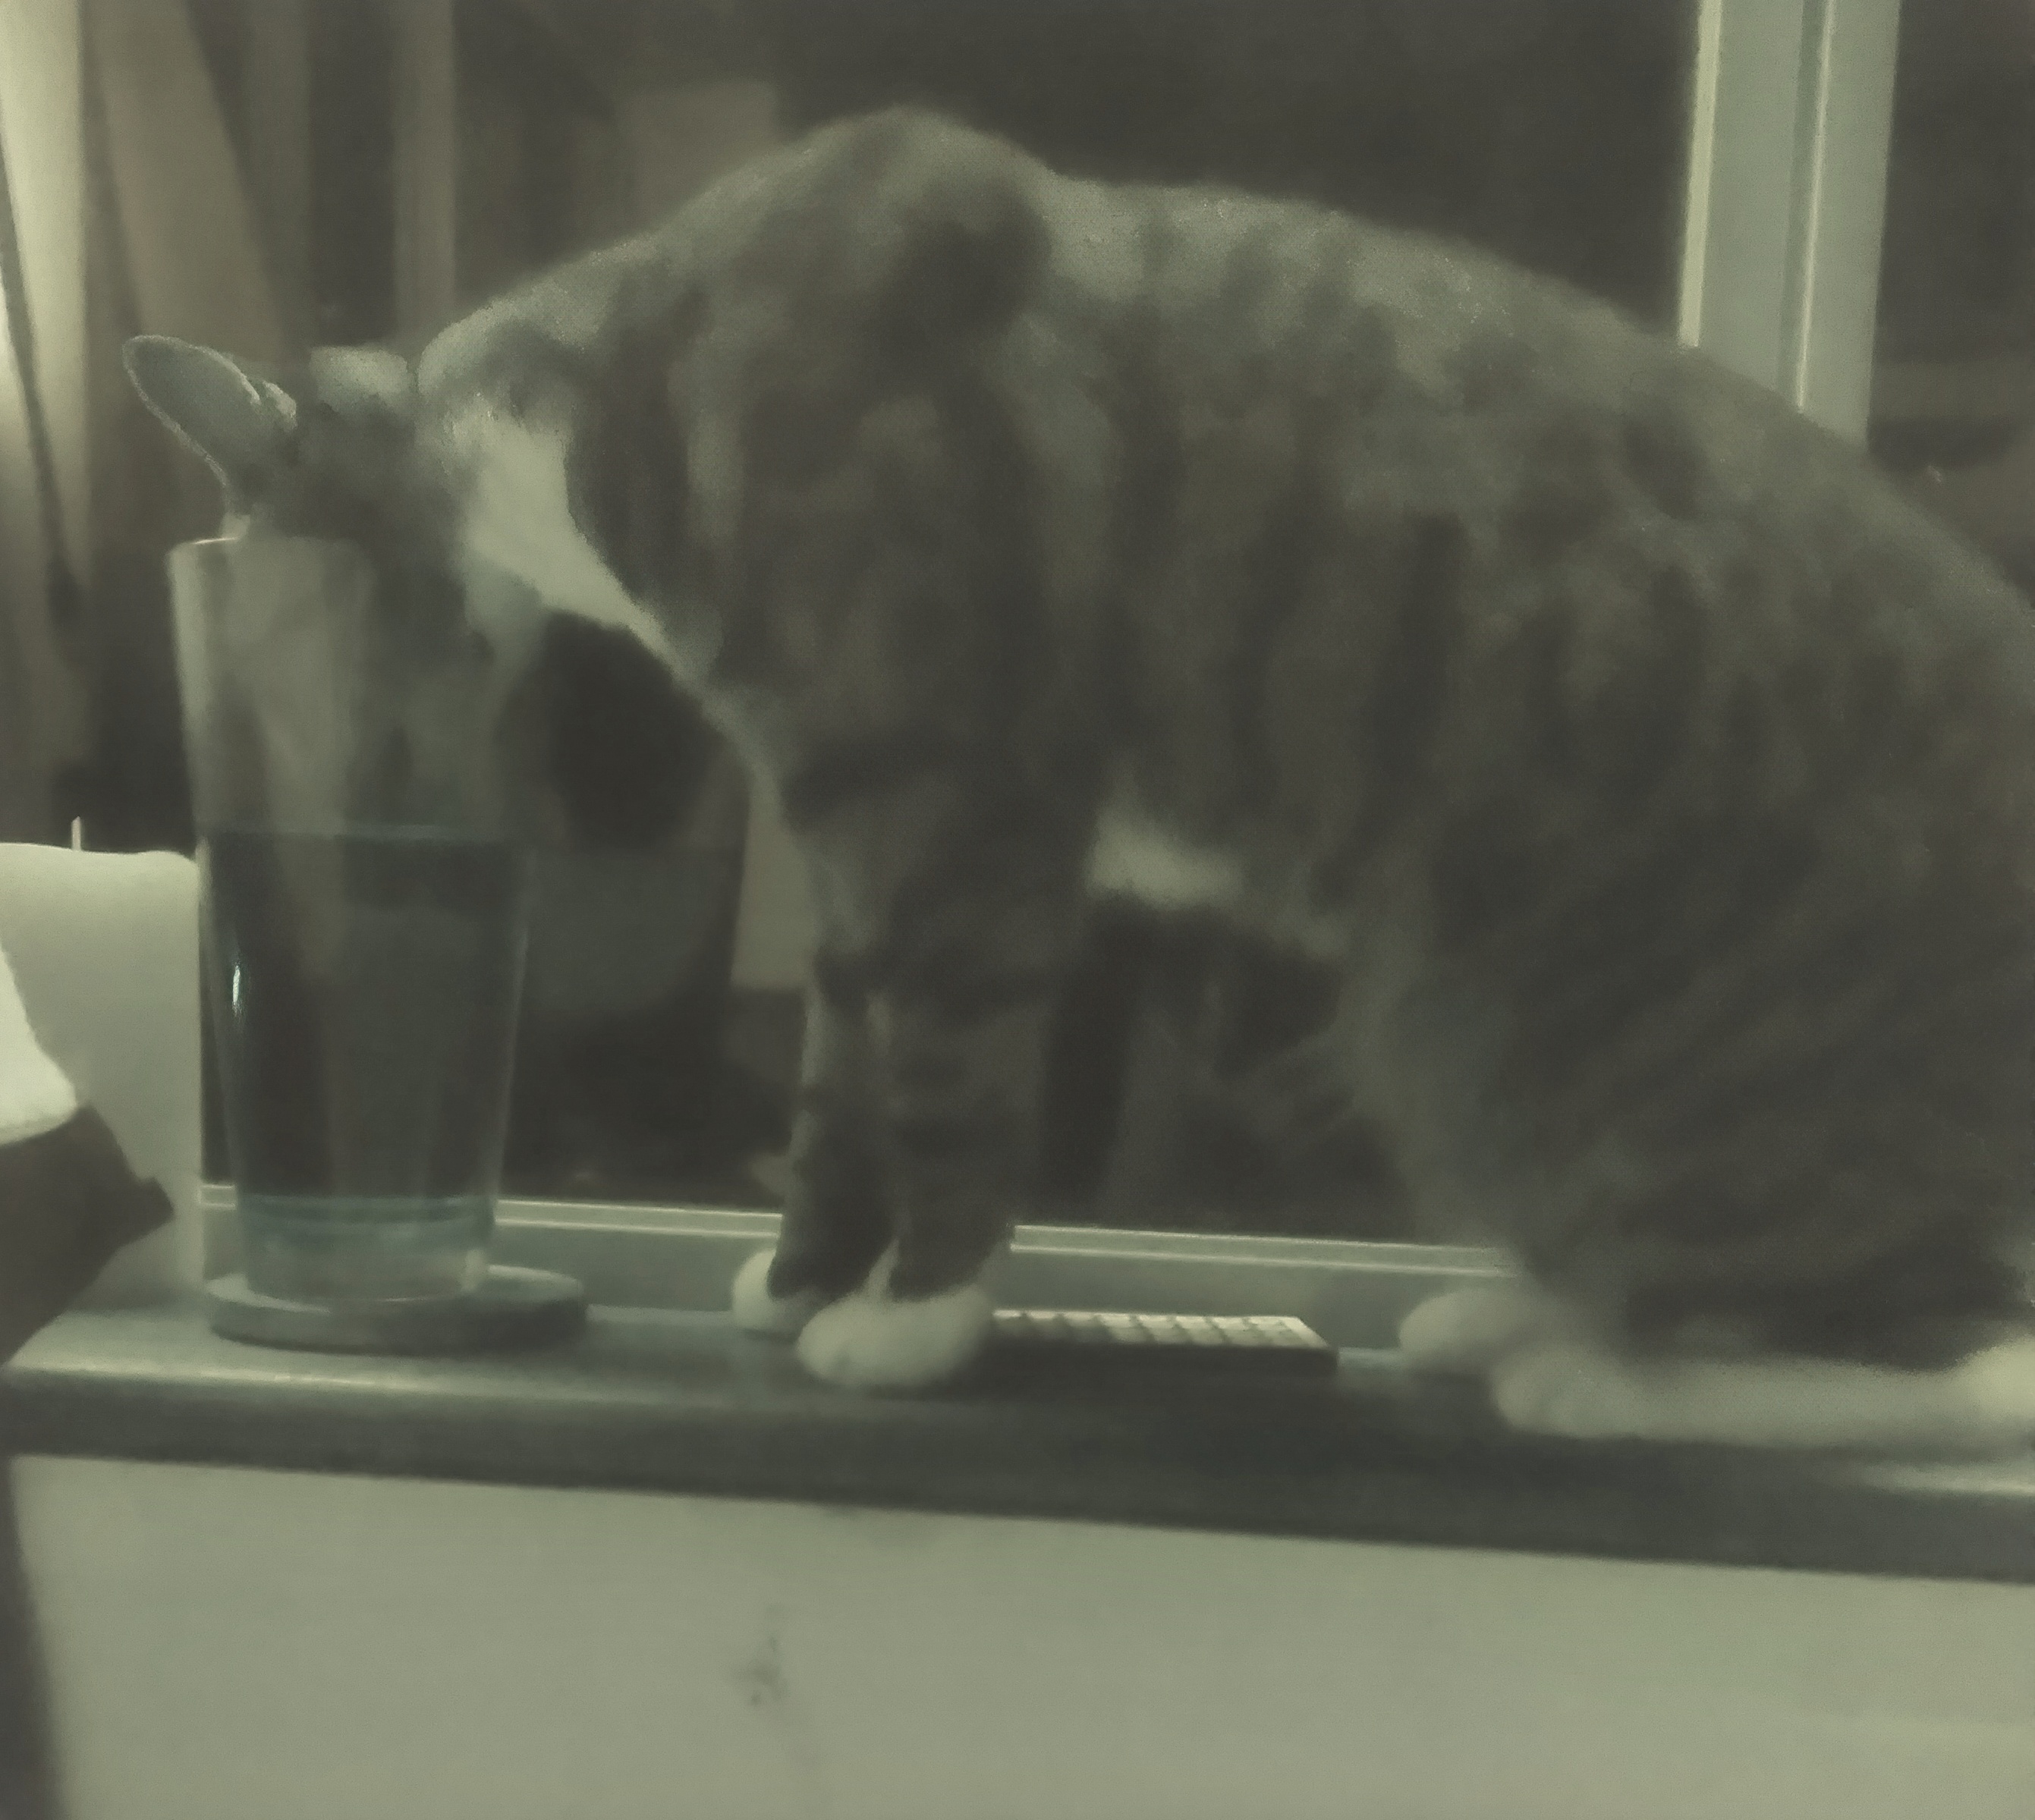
[5,1199,2032,1585]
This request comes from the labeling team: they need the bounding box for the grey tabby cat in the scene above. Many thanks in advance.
[129,107,2035,1450]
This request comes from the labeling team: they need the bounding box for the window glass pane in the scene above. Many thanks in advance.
[1868,0,2035,599]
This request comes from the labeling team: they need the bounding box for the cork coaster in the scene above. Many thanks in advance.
[205,1267,587,1356]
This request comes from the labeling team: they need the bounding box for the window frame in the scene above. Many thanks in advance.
[1678,0,1903,438]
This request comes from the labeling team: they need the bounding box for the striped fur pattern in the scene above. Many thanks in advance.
[131,110,2035,1442]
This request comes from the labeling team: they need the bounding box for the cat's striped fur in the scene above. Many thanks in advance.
[131,108,2035,1444]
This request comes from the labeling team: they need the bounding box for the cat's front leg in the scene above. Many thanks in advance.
[791,808,1085,1391]
[794,985,1063,1390]
[731,958,892,1338]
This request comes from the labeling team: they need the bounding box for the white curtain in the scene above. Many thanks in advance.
[0,0,88,844]
[0,0,295,850]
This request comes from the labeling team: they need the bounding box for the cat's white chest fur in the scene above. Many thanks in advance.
[1085,806,1243,911]
[441,404,694,671]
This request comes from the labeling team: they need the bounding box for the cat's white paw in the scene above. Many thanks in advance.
[1952,1337,2035,1448]
[1489,1339,1655,1440]
[1398,1281,1575,1375]
[731,1248,832,1339]
[794,1254,993,1391]
[1476,1322,2035,1453]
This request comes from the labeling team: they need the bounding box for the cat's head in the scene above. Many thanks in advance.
[124,335,551,833]
[124,332,458,571]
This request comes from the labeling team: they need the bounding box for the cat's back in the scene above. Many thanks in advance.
[1021,137,2035,828]
[419,103,2035,767]
[1037,152,2005,611]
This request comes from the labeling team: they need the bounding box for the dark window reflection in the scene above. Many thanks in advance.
[1868,0,2035,602]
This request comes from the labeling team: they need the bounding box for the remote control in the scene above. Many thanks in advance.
[986,1308,1337,1380]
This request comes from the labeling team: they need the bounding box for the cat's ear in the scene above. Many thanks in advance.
[876,163,1046,357]
[307,345,416,425]
[123,335,297,508]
